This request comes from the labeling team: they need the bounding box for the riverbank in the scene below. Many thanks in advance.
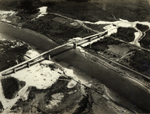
[0,49,136,114]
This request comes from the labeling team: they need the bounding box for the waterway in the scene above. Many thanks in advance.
[0,22,150,113]
[0,22,57,51]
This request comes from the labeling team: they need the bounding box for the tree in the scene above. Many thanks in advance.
[19,0,33,10]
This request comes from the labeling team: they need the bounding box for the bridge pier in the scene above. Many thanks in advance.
[73,42,77,49]
[89,38,92,49]
[27,62,30,68]
[13,68,16,73]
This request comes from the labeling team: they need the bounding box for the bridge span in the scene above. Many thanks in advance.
[0,31,106,76]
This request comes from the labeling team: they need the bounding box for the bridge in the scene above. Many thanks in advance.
[1,30,150,84]
[0,31,107,76]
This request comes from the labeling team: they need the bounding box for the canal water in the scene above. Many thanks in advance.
[0,22,150,112]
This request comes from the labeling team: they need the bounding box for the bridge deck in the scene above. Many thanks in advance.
[0,32,106,76]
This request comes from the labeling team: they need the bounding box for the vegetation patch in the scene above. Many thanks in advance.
[0,40,30,71]
[129,50,150,75]
[73,94,92,114]
[0,102,3,112]
[99,0,150,21]
[111,27,137,42]
[136,23,149,32]
[140,30,150,49]
[1,77,19,99]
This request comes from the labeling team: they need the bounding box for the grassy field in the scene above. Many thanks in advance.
[22,14,95,45]
[136,23,149,32]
